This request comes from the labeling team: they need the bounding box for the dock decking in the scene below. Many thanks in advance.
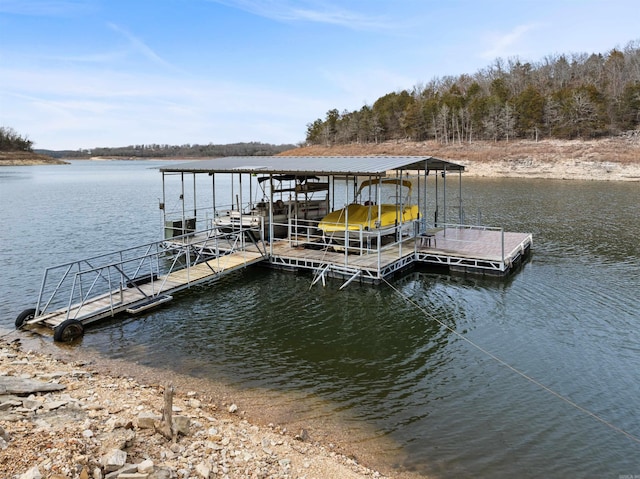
[27,250,265,331]
[268,227,532,283]
[415,228,533,273]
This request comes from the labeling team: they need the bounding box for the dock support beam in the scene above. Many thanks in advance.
[339,270,361,290]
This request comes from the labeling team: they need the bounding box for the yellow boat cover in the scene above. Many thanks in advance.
[319,203,419,232]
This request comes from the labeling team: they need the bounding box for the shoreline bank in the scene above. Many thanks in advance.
[0,331,422,479]
[3,138,640,181]
[0,151,68,166]
[281,138,640,182]
[458,157,640,181]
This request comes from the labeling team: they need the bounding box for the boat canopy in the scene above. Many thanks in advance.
[160,156,464,176]
[357,178,413,194]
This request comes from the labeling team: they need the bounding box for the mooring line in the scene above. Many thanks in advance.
[382,277,640,445]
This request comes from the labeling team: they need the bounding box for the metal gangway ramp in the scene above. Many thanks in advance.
[17,228,266,341]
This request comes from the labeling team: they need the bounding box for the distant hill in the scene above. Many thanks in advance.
[34,149,89,159]
[36,141,298,159]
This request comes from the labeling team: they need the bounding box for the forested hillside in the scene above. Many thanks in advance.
[305,41,640,146]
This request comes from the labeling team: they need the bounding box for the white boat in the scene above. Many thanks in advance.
[214,175,329,240]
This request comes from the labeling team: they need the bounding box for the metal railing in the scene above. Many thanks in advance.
[273,217,420,274]
[33,225,265,322]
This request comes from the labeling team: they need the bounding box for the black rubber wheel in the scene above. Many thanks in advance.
[53,319,85,342]
[15,308,37,328]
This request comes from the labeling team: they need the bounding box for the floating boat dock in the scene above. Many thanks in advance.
[17,155,532,341]
[158,155,531,280]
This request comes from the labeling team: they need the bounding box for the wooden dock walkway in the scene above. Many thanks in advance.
[27,250,265,332]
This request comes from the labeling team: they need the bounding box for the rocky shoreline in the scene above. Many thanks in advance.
[0,338,394,479]
[283,137,640,182]
[0,152,68,166]
[3,137,640,181]
[458,156,640,181]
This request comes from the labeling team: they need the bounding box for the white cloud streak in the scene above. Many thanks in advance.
[209,0,393,31]
[0,64,322,148]
[480,23,542,60]
[107,23,175,70]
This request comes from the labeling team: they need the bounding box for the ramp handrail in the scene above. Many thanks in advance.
[36,242,165,317]
[34,225,266,320]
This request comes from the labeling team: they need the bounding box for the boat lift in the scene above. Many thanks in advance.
[15,228,266,341]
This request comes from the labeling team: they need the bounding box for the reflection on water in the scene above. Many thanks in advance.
[1,162,639,478]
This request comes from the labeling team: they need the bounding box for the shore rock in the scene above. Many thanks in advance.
[0,376,66,394]
[101,449,127,472]
[0,339,387,479]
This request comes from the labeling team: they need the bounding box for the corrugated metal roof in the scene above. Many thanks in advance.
[159,156,464,175]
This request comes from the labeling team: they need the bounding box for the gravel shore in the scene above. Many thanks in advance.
[0,152,68,166]
[0,337,401,479]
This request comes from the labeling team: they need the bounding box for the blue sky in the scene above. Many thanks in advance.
[1,0,638,150]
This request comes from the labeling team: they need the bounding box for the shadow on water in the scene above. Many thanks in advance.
[87,268,457,402]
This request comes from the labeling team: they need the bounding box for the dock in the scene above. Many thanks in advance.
[19,232,265,341]
[17,155,534,341]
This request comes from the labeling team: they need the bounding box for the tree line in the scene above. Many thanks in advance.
[306,41,640,145]
[0,126,33,152]
[37,142,296,158]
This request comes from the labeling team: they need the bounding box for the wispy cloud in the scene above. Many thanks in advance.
[0,63,319,148]
[481,23,542,59]
[107,22,175,69]
[48,51,127,64]
[210,0,393,31]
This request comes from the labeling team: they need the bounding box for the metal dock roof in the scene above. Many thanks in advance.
[159,155,465,176]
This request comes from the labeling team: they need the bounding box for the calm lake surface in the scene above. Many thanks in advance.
[1,160,639,478]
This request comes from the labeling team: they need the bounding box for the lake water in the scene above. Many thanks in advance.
[1,160,639,478]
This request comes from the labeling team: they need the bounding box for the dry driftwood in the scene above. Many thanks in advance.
[155,383,175,440]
